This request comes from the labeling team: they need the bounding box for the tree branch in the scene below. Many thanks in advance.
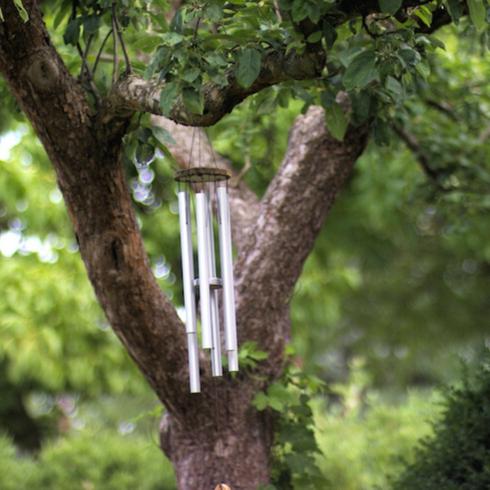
[103,49,325,127]
[233,106,369,370]
[0,0,190,411]
[151,116,260,252]
[394,124,449,191]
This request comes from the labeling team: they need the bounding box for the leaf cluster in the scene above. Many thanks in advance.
[254,348,328,489]
[393,350,490,489]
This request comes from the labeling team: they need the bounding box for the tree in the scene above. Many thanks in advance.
[0,0,487,488]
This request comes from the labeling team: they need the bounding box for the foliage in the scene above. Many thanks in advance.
[289,26,490,387]
[254,348,328,489]
[1,0,490,484]
[0,429,176,490]
[394,351,490,489]
[315,359,439,489]
[0,129,153,446]
[237,340,268,370]
[0,434,34,490]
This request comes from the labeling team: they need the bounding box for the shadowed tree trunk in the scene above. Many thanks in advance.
[0,2,369,488]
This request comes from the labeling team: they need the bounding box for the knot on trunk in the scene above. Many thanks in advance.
[26,50,60,92]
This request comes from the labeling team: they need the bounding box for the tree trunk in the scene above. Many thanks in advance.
[162,403,273,490]
[0,5,370,489]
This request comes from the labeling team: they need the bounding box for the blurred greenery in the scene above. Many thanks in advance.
[0,0,489,488]
[0,430,176,490]
[394,352,490,489]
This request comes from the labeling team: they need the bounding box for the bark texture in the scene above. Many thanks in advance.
[0,2,369,489]
[105,47,325,126]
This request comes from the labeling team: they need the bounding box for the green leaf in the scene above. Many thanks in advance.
[181,67,201,83]
[63,18,81,46]
[398,47,420,66]
[170,9,183,33]
[13,0,28,22]
[161,32,184,46]
[253,392,269,411]
[322,20,337,49]
[351,90,373,123]
[413,5,433,27]
[159,82,179,116]
[83,15,100,35]
[249,349,268,361]
[291,0,309,22]
[343,50,377,90]
[182,87,204,115]
[151,126,175,147]
[385,76,403,99]
[468,0,486,31]
[206,2,223,21]
[445,0,463,22]
[236,48,262,88]
[53,2,71,29]
[0,8,4,22]
[379,0,402,15]
[324,102,349,141]
[306,31,322,43]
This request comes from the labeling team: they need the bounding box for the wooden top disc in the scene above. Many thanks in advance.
[175,167,231,183]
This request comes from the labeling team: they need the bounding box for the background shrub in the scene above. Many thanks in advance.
[394,355,490,490]
[0,430,176,490]
[0,435,35,490]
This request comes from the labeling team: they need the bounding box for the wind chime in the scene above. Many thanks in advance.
[175,167,239,393]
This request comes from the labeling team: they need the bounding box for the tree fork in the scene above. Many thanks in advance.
[0,2,370,489]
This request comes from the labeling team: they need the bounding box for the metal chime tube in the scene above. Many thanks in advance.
[178,191,200,392]
[217,185,239,371]
[206,191,223,376]
[195,192,213,349]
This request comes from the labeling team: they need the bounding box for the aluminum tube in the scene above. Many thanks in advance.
[210,291,222,376]
[217,186,238,360]
[228,349,239,372]
[187,332,201,393]
[178,191,197,335]
[206,193,222,376]
[195,192,213,349]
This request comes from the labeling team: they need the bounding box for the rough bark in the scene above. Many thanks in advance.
[0,0,189,410]
[0,2,369,489]
[234,107,369,370]
[104,48,325,127]
[161,382,274,490]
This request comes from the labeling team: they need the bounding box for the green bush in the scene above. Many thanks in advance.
[0,430,176,490]
[313,360,439,489]
[393,355,490,490]
[0,435,35,489]
[34,430,176,490]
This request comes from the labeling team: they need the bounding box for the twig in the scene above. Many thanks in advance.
[425,98,457,121]
[393,124,448,191]
[273,0,283,22]
[362,15,379,38]
[79,34,94,78]
[76,42,100,104]
[111,3,119,84]
[113,6,132,74]
[231,154,252,187]
[92,28,113,75]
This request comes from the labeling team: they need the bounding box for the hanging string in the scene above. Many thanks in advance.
[203,127,219,170]
[187,126,197,169]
